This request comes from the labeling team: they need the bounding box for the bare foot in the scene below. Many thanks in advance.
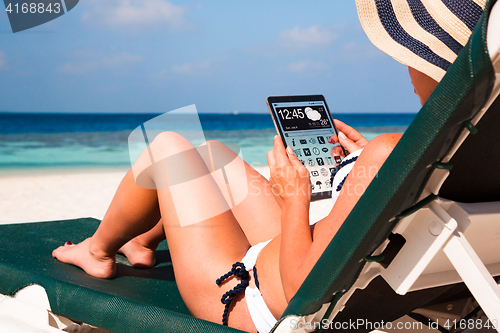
[52,238,116,279]
[118,239,156,268]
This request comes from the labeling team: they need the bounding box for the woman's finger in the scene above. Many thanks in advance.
[330,145,345,163]
[274,135,291,166]
[334,119,369,147]
[286,147,307,175]
[328,133,338,145]
[338,131,362,154]
[267,149,276,169]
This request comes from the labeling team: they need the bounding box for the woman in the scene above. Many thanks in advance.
[53,1,486,332]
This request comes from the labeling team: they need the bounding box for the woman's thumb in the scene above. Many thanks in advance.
[338,131,360,155]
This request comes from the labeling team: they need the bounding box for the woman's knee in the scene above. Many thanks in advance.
[150,131,195,157]
[131,132,197,188]
[201,140,240,157]
[198,140,243,169]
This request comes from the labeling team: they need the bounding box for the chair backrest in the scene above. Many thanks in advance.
[439,1,500,203]
[276,0,498,329]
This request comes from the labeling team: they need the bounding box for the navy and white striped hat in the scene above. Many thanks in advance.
[356,0,487,82]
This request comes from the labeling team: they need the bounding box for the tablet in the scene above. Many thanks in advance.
[267,95,346,201]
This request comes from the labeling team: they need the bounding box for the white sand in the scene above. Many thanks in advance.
[0,168,128,224]
[0,166,332,225]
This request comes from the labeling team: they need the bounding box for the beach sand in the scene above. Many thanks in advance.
[0,167,129,224]
[0,166,332,225]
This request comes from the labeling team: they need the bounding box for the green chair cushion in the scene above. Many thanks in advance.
[0,218,243,333]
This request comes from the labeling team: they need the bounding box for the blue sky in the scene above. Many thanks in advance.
[0,0,421,114]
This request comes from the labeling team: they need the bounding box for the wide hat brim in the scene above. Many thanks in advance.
[356,0,487,82]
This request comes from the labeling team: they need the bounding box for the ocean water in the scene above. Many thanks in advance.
[0,112,416,170]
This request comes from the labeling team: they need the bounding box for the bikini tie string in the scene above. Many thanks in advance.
[253,266,259,289]
[329,156,359,192]
[216,262,250,326]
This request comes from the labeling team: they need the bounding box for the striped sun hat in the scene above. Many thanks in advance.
[356,0,487,82]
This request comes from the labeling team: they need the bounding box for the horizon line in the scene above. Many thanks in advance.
[0,111,419,115]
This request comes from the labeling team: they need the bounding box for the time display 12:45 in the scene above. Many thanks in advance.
[277,108,305,120]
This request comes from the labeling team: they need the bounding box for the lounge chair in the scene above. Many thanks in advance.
[0,1,499,332]
[277,0,500,331]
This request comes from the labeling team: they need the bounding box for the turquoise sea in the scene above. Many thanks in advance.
[0,112,416,170]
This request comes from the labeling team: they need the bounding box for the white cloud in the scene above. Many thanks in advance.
[279,26,337,50]
[171,61,211,75]
[305,107,321,121]
[153,60,213,79]
[82,0,190,33]
[246,25,339,57]
[288,60,329,73]
[0,51,6,69]
[60,51,142,74]
[337,41,385,62]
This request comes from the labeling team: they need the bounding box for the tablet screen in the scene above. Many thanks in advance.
[267,95,344,201]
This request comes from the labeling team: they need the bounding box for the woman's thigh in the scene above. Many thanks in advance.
[145,133,270,331]
[133,133,281,245]
[197,140,282,245]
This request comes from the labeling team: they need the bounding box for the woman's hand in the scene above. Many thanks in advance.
[329,119,369,156]
[267,136,311,209]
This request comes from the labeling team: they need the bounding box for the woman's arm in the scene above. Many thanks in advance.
[267,125,399,302]
[267,136,313,301]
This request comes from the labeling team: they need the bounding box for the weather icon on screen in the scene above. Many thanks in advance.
[305,107,321,121]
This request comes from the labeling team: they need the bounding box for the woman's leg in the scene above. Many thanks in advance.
[146,134,269,330]
[52,166,163,278]
[118,219,165,268]
[197,140,282,245]
[53,132,279,331]
[116,139,282,267]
